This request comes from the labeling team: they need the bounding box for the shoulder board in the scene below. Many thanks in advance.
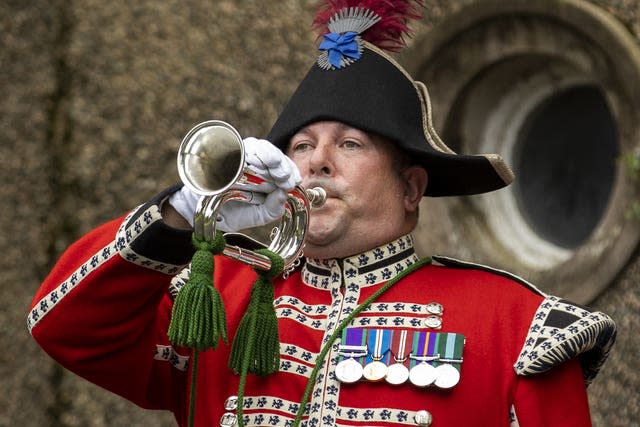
[513,295,616,386]
[431,255,546,297]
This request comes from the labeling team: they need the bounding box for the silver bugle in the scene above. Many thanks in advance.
[177,120,325,272]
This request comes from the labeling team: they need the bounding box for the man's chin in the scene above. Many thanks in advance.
[303,230,339,258]
[304,233,333,248]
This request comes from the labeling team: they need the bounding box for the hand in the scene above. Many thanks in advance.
[242,137,301,192]
[168,137,301,232]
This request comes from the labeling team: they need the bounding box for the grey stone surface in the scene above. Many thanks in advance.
[588,252,640,427]
[2,0,637,425]
[3,1,315,425]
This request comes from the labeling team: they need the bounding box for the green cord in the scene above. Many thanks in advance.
[234,297,258,427]
[188,351,199,427]
[231,249,285,427]
[292,257,432,426]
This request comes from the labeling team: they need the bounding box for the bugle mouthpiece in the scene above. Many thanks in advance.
[305,187,327,208]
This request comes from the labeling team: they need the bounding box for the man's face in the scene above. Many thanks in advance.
[286,121,425,259]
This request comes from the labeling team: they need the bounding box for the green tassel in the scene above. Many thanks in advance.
[168,231,228,350]
[228,249,284,376]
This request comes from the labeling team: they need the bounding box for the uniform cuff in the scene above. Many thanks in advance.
[117,185,196,272]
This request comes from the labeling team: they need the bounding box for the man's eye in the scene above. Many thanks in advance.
[342,139,361,149]
[293,142,313,153]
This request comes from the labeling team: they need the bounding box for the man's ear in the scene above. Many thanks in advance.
[403,166,428,212]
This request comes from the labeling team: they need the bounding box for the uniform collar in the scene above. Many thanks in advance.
[302,234,420,290]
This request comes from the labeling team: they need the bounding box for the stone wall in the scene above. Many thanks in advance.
[1,1,637,425]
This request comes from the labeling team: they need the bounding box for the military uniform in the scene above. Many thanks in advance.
[29,189,614,427]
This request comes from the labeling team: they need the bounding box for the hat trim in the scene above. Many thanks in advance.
[485,153,516,187]
[414,80,456,154]
[362,43,450,154]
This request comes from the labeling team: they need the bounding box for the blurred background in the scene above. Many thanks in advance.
[1,0,638,425]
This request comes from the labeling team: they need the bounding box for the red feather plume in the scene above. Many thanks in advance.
[312,0,424,52]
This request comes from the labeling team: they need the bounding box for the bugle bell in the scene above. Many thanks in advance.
[177,120,326,272]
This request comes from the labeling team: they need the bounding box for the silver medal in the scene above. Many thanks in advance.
[385,362,410,385]
[335,357,364,383]
[408,362,437,387]
[434,363,460,389]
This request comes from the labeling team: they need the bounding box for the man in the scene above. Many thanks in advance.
[30,1,615,426]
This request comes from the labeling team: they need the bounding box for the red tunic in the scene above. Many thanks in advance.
[29,192,611,427]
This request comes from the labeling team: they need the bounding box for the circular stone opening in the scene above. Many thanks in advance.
[405,0,640,302]
[513,85,619,249]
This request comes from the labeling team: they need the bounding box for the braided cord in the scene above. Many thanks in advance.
[231,249,285,427]
[188,351,199,427]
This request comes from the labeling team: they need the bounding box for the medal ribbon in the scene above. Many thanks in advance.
[390,329,412,364]
[365,329,391,364]
[410,331,447,368]
[435,333,465,370]
[339,327,367,363]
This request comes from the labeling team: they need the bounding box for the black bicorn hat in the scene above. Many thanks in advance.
[267,1,514,197]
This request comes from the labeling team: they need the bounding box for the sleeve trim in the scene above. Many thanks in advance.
[26,207,142,333]
[117,202,192,272]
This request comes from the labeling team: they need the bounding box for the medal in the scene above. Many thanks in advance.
[386,361,410,385]
[363,360,387,381]
[433,333,464,389]
[409,361,437,387]
[386,329,411,385]
[363,329,390,382]
[335,357,364,383]
[408,331,439,387]
[434,363,460,388]
[336,328,367,383]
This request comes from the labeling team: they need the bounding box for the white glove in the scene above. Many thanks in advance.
[168,137,301,232]
[242,137,301,192]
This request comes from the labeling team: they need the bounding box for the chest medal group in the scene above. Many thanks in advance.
[335,301,465,389]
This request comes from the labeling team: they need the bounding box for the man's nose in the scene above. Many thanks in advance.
[309,143,334,177]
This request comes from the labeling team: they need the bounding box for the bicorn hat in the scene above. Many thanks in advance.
[268,0,514,196]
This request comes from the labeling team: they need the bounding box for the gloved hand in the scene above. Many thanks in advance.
[242,137,301,192]
[168,137,301,232]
